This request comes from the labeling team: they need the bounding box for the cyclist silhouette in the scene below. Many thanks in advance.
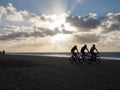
[81,45,89,61]
[71,45,79,58]
[90,44,99,59]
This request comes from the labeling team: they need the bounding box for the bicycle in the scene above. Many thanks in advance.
[69,54,81,64]
[85,53,101,64]
[69,53,88,64]
[69,53,101,64]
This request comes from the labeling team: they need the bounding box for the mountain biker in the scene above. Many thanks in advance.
[90,44,99,59]
[71,45,79,58]
[81,44,89,61]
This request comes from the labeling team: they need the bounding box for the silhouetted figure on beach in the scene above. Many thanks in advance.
[81,45,89,61]
[2,50,5,56]
[0,51,1,55]
[71,45,79,58]
[90,44,99,59]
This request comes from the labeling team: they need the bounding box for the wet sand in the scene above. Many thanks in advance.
[0,55,120,90]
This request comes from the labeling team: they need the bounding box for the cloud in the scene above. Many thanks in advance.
[20,10,29,16]
[0,3,30,22]
[0,26,60,41]
[101,13,120,33]
[74,33,100,44]
[107,13,120,23]
[3,25,21,32]
[0,6,7,15]
[0,6,7,22]
[66,13,101,32]
[66,12,120,34]
[5,3,24,22]
[61,29,74,34]
[99,31,120,47]
[54,27,74,34]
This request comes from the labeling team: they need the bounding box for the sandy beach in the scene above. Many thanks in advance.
[0,55,120,90]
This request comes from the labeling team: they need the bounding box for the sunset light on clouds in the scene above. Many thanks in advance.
[0,0,120,52]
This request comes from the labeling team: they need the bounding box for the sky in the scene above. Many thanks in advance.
[0,0,120,52]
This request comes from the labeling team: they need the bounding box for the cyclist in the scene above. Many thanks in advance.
[90,44,99,60]
[81,44,89,61]
[71,45,79,58]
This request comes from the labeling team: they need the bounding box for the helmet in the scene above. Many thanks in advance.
[74,45,77,48]
[84,44,87,47]
[93,44,95,47]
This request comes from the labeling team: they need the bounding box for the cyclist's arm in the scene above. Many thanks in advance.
[76,48,79,53]
[95,48,99,53]
[86,48,89,52]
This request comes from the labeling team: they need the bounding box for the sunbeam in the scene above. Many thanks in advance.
[68,0,83,14]
[45,0,67,14]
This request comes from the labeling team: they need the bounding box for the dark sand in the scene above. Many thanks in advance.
[0,55,120,90]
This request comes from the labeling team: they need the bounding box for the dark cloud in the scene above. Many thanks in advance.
[66,13,120,34]
[74,34,100,44]
[101,13,120,33]
[102,23,120,33]
[54,27,74,34]
[66,14,101,31]
[37,27,60,36]
[0,24,74,41]
[107,13,120,23]
[108,23,120,30]
[0,32,29,41]
[61,29,74,34]
[0,27,60,41]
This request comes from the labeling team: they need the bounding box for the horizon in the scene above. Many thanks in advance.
[6,51,120,53]
[0,0,120,52]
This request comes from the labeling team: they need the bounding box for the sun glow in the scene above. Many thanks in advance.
[48,13,67,30]
[41,13,77,33]
[31,0,79,32]
[52,34,70,41]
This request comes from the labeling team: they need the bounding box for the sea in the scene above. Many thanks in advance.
[6,52,120,60]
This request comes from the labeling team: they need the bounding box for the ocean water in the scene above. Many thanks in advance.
[7,52,120,60]
[100,52,120,60]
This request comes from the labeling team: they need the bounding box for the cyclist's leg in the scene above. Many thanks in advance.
[73,52,76,61]
[90,52,94,60]
[81,52,84,60]
[94,53,97,60]
[94,53,97,57]
[71,52,75,57]
[92,52,96,60]
[82,55,84,60]
[83,52,85,61]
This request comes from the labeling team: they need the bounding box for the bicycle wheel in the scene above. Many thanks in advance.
[88,59,93,64]
[69,57,74,64]
[85,55,92,64]
[78,56,83,64]
[73,56,79,64]
[95,56,101,64]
